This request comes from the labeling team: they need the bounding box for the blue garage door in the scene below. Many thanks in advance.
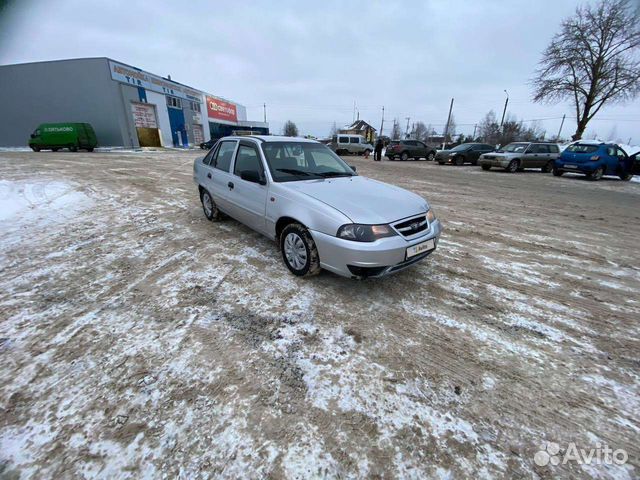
[167,99,187,147]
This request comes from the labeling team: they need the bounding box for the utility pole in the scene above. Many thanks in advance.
[556,114,566,141]
[443,98,454,149]
[500,90,509,129]
[405,117,411,138]
[379,106,385,137]
[473,124,477,140]
[353,101,356,123]
[263,103,267,123]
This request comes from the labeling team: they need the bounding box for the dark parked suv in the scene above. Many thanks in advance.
[435,143,495,165]
[386,140,438,161]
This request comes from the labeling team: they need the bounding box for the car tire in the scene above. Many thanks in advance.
[506,160,519,173]
[87,147,94,152]
[32,147,40,152]
[438,161,445,165]
[69,145,78,152]
[619,172,633,181]
[542,160,554,173]
[401,152,409,161]
[454,155,465,166]
[481,164,491,171]
[588,167,604,181]
[200,189,223,221]
[427,152,435,161]
[552,167,564,177]
[280,223,320,277]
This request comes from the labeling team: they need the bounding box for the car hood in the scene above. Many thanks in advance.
[285,176,428,224]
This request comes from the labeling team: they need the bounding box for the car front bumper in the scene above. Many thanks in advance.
[480,157,511,168]
[310,219,443,278]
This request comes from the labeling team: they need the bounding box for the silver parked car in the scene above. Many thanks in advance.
[193,136,442,278]
[479,142,561,173]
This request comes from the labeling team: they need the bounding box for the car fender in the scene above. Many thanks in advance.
[266,183,352,240]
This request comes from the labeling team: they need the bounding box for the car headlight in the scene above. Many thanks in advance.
[426,209,436,223]
[337,223,397,242]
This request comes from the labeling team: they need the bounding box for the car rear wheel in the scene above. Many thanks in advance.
[401,152,409,161]
[481,164,491,171]
[542,160,554,173]
[506,160,519,173]
[427,152,435,161]
[200,189,223,221]
[588,167,604,181]
[280,223,320,277]
[552,167,564,176]
[454,155,465,166]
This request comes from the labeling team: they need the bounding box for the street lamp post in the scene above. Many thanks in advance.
[500,90,509,129]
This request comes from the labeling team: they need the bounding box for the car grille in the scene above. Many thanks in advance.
[393,215,428,236]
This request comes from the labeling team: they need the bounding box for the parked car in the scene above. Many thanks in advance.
[632,151,640,175]
[199,138,219,150]
[29,123,97,152]
[385,140,438,161]
[554,142,634,181]
[479,142,561,172]
[193,136,442,278]
[435,143,495,165]
[329,134,374,156]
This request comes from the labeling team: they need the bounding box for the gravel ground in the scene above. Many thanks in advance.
[0,149,638,479]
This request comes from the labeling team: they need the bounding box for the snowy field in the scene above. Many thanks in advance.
[0,150,639,479]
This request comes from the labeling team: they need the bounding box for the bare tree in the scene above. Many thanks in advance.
[413,121,428,142]
[532,0,640,140]
[478,110,501,145]
[391,120,402,140]
[283,120,299,137]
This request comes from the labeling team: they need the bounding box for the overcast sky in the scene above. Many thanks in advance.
[1,0,639,143]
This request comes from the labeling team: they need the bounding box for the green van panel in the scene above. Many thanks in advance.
[28,123,97,152]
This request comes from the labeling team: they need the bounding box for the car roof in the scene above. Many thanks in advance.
[220,135,320,144]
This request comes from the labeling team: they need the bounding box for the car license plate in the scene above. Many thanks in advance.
[565,164,577,169]
[406,238,435,258]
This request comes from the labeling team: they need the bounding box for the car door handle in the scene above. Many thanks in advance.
[228,181,234,189]
[207,173,212,179]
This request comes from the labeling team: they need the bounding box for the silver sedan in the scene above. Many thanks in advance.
[193,135,442,278]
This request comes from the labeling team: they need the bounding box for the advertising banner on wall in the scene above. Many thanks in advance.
[206,96,238,123]
[131,102,158,128]
[109,60,202,103]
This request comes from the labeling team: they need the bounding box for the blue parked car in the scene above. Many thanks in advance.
[554,142,634,181]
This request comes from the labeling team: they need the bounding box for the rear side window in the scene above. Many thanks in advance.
[234,144,263,176]
[537,145,549,153]
[213,141,237,171]
[566,144,599,153]
[350,137,360,144]
[338,136,349,144]
[548,145,559,153]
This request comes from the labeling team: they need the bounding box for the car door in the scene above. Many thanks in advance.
[228,141,269,232]
[534,144,549,167]
[349,136,361,154]
[615,147,630,175]
[522,144,539,168]
[416,141,428,158]
[208,140,238,213]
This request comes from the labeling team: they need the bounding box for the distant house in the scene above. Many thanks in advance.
[339,120,377,143]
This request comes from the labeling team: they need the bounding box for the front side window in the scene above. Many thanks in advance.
[213,141,237,172]
[616,148,628,159]
[350,137,360,144]
[234,144,263,177]
[204,142,219,165]
[566,144,599,154]
[451,144,472,152]
[261,142,355,182]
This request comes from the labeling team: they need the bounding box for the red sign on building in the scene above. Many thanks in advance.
[206,96,238,123]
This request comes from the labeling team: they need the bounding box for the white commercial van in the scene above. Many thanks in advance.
[330,134,374,156]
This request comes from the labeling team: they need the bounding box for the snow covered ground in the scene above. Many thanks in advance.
[0,150,638,479]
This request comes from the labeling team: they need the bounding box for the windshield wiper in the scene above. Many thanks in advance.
[316,171,354,178]
[276,168,312,176]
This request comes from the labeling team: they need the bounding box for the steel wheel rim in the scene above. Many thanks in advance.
[509,161,517,172]
[284,233,307,270]
[203,193,213,216]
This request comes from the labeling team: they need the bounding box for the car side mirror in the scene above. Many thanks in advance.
[349,165,357,172]
[241,170,266,185]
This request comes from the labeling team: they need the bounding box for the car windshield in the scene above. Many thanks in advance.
[261,142,356,182]
[565,144,600,153]
[451,144,472,152]
[500,143,529,153]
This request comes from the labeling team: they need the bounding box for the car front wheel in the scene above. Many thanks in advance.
[427,152,435,161]
[280,223,320,277]
[454,155,465,166]
[506,160,519,173]
[553,167,564,177]
[481,164,491,171]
